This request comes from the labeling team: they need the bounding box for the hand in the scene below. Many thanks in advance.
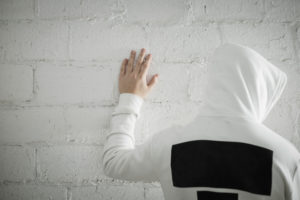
[118,48,159,100]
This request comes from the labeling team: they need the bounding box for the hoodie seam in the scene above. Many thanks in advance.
[264,72,286,120]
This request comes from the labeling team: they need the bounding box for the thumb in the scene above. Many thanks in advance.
[148,74,159,89]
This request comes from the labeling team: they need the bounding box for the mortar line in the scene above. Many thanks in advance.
[66,186,72,200]
[33,0,39,18]
[34,147,38,179]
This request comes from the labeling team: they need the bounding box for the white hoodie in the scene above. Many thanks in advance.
[102,43,300,200]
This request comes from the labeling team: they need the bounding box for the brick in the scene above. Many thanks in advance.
[296,23,300,62]
[125,0,185,25]
[0,146,34,181]
[147,24,221,62]
[70,21,147,61]
[145,186,164,200]
[0,64,33,102]
[0,21,68,61]
[220,22,294,62]
[296,0,300,20]
[264,0,296,22]
[71,184,144,200]
[35,63,113,105]
[0,107,65,145]
[38,0,112,19]
[37,146,106,183]
[0,0,34,20]
[0,185,66,200]
[193,0,264,20]
[65,106,113,144]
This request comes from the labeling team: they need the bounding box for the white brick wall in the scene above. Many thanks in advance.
[0,107,65,144]
[35,63,114,105]
[0,0,299,199]
[0,0,34,20]
[37,146,106,183]
[0,185,67,200]
[0,21,69,61]
[70,22,148,61]
[0,64,33,102]
[0,146,34,181]
[71,184,145,200]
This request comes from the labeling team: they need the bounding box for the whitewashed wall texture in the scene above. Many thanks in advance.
[0,0,300,199]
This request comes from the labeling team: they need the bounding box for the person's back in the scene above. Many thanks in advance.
[150,43,300,200]
[102,43,300,200]
[151,116,299,200]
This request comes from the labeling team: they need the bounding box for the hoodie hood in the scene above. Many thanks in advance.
[197,43,287,123]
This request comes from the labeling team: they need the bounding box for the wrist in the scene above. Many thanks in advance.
[115,93,144,118]
[120,92,145,100]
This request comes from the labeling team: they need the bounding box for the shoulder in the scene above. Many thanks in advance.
[259,124,300,177]
[263,124,299,158]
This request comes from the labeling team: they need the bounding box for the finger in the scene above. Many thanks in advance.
[128,50,136,73]
[135,48,146,74]
[148,74,159,89]
[120,58,128,76]
[140,54,152,78]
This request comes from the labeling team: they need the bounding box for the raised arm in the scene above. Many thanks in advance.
[101,48,159,182]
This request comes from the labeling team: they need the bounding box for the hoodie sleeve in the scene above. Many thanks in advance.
[101,93,158,182]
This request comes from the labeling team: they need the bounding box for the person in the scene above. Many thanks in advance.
[101,43,300,200]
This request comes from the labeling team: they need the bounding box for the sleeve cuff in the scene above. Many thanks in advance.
[112,93,144,119]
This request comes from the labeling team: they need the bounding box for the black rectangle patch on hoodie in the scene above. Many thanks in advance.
[197,191,238,200]
[171,140,273,195]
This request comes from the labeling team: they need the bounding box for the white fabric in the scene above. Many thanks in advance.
[102,43,300,200]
